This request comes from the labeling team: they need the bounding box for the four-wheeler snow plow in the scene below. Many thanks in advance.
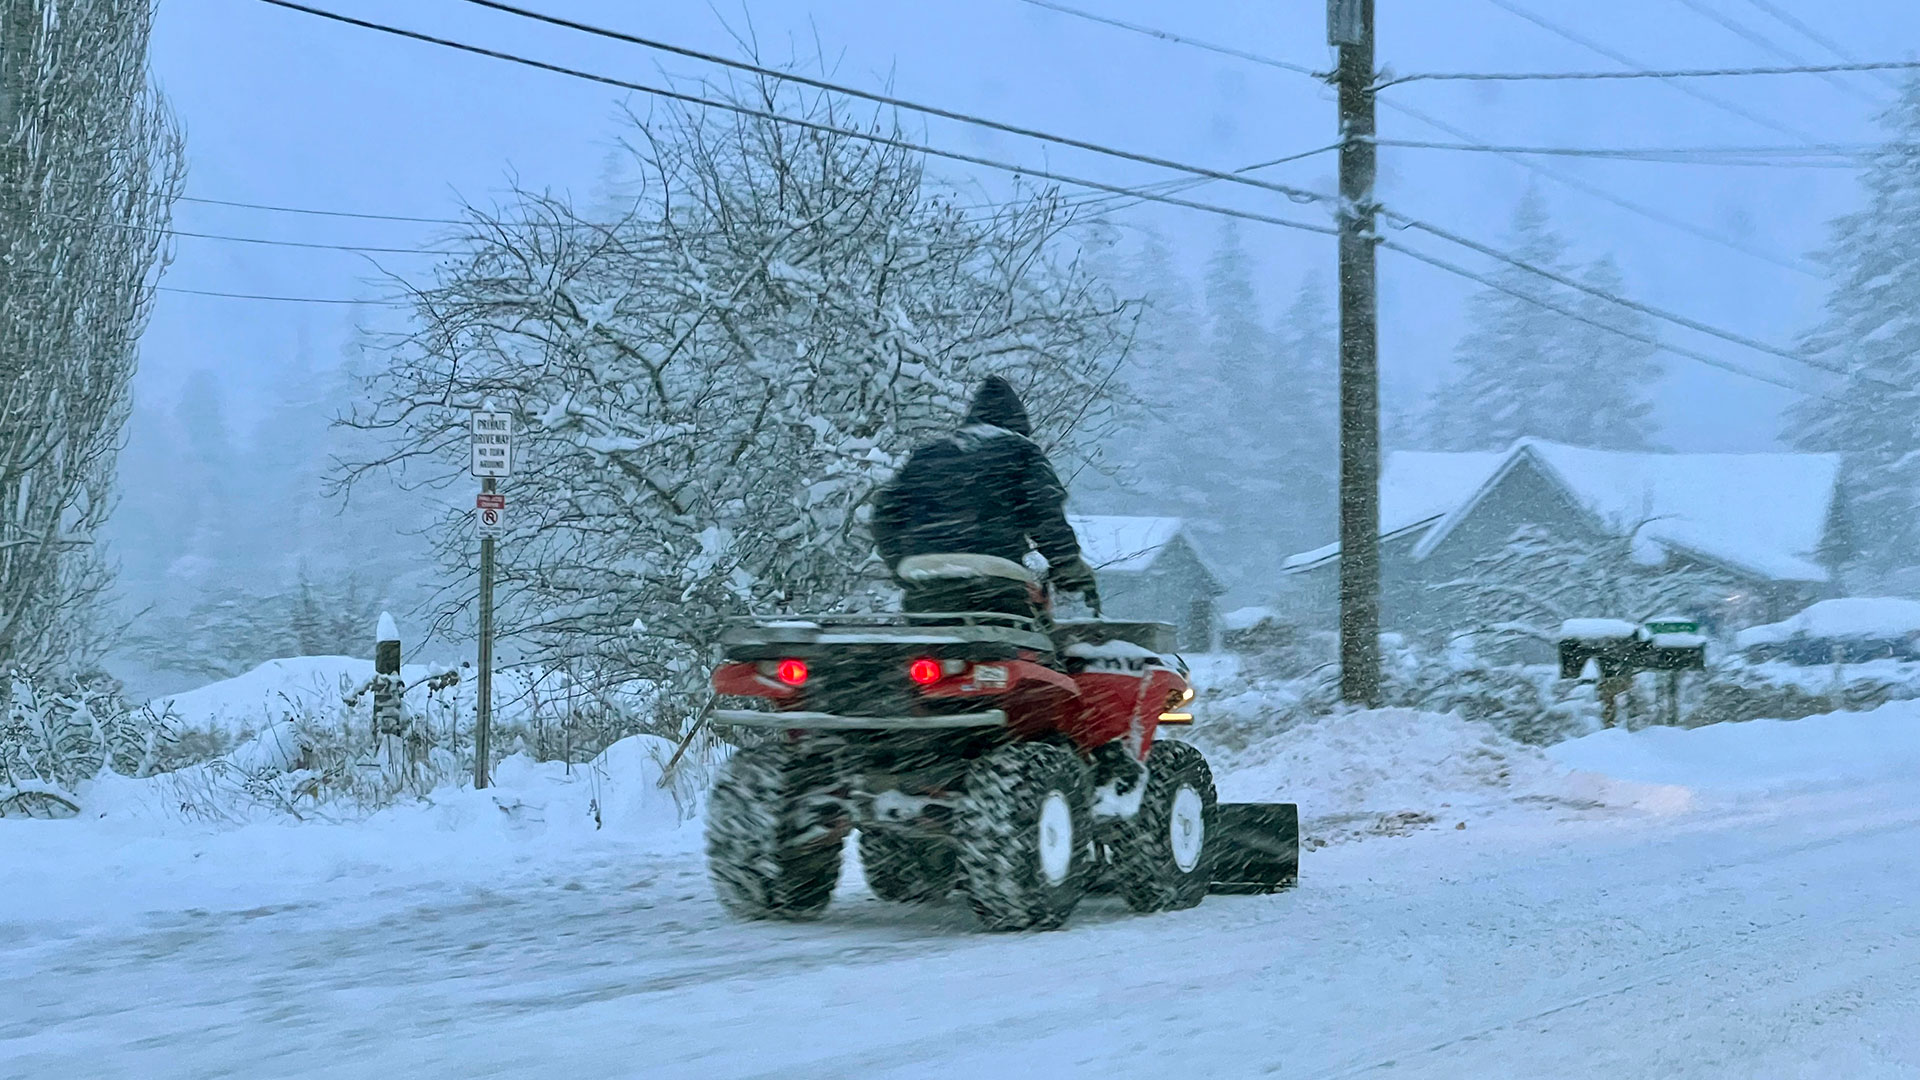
[703,596,1299,931]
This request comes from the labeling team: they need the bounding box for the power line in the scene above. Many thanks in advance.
[1665,0,1880,104]
[166,226,452,256]
[1373,95,1818,276]
[969,0,1824,275]
[253,1,1343,238]
[1381,207,1851,378]
[1377,236,1834,399]
[250,0,1838,397]
[1482,0,1824,145]
[158,283,410,305]
[1373,137,1869,167]
[417,0,1337,209]
[1006,0,1322,78]
[1379,57,1920,88]
[1737,0,1902,91]
[178,192,470,226]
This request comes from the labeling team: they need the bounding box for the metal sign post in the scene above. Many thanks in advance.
[470,410,513,788]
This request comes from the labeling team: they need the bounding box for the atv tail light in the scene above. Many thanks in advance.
[907,658,943,686]
[774,658,809,686]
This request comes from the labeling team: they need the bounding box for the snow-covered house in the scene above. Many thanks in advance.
[1275,439,1846,644]
[1069,515,1224,650]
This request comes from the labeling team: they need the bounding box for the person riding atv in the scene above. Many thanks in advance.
[870,376,1100,617]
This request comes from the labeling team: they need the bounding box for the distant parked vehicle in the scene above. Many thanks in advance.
[1735,598,1920,664]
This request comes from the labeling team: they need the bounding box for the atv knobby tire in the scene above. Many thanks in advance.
[706,745,842,921]
[954,743,1093,931]
[1115,739,1217,912]
[859,831,956,904]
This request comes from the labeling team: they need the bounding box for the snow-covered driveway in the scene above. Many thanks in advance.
[7,770,1920,1080]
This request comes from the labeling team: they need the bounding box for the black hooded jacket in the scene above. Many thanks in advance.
[870,377,1085,578]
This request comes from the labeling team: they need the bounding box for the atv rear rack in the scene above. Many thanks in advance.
[711,708,1008,731]
[721,613,1053,652]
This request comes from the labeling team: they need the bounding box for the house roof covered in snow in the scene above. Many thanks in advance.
[1068,515,1188,574]
[1282,438,1843,583]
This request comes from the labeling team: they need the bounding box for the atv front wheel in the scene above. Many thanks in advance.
[954,743,1093,931]
[1115,739,1217,912]
[859,831,956,903]
[706,745,842,921]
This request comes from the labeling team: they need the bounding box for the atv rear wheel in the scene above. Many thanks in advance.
[1115,739,1217,913]
[954,743,1093,931]
[706,745,842,921]
[859,831,956,903]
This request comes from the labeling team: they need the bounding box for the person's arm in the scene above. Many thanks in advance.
[1017,441,1090,584]
[870,478,908,572]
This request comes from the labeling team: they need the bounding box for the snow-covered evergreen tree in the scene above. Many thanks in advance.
[1268,273,1339,547]
[1420,191,1661,452]
[1786,77,1920,578]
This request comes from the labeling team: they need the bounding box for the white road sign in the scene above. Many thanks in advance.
[470,411,514,477]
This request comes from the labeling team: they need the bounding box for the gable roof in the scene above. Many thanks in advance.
[1283,438,1843,583]
[1280,450,1507,570]
[1069,515,1186,573]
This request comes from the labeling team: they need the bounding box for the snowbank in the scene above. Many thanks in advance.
[1550,699,1920,795]
[0,733,701,928]
[139,654,651,739]
[1207,708,1687,845]
[1735,597,1920,650]
[141,656,384,735]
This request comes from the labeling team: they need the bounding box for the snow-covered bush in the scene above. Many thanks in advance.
[0,672,172,816]
[1198,638,1603,749]
[1686,656,1920,728]
[341,72,1134,740]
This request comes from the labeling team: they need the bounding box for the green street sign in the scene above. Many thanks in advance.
[1644,619,1701,636]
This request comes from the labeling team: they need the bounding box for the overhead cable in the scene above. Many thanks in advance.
[1379,56,1920,89]
[415,0,1338,208]
[1007,0,1322,77]
[1482,0,1824,144]
[1378,237,1836,399]
[1383,208,1851,378]
[253,0,1342,238]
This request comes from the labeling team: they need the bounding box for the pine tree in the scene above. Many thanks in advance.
[1080,225,1207,520]
[1190,221,1278,584]
[1421,191,1660,452]
[1786,78,1920,578]
[1268,273,1339,547]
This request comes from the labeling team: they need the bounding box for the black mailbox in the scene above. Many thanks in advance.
[1558,619,1707,680]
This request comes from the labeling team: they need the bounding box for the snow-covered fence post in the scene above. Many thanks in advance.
[372,612,408,787]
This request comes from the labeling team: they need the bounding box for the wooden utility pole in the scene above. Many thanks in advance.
[1332,0,1381,706]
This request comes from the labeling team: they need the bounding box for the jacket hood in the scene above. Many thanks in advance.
[962,376,1032,437]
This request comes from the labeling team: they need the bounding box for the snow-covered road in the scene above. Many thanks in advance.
[7,773,1920,1079]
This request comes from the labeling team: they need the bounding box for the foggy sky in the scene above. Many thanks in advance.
[141,0,1920,451]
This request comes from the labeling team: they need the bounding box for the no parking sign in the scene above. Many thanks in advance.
[476,492,505,537]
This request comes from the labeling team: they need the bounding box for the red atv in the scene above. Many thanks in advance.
[704,569,1298,931]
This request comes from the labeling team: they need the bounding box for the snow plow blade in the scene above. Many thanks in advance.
[1209,803,1300,894]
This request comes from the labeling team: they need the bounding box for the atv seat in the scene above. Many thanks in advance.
[895,553,1034,584]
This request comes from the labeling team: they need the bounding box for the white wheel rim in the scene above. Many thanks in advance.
[1170,786,1205,873]
[1037,791,1074,886]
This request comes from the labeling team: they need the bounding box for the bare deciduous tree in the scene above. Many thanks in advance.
[0,0,184,689]
[344,76,1136,734]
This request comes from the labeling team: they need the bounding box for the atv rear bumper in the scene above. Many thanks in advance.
[712,708,1008,731]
